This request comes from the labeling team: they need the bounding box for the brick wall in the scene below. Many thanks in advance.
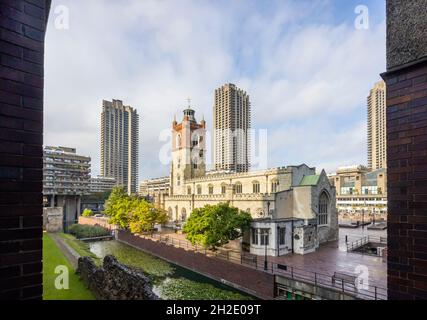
[0,0,51,300]
[117,230,276,299]
[383,61,427,299]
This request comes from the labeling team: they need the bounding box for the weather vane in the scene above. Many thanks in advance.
[187,97,192,108]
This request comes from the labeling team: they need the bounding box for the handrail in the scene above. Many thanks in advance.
[133,231,387,300]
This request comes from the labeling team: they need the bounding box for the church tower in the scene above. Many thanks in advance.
[170,104,206,195]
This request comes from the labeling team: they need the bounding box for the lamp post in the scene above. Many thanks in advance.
[373,204,377,226]
[263,229,270,271]
[362,200,366,230]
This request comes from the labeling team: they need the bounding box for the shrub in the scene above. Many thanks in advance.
[82,209,93,217]
[68,224,111,239]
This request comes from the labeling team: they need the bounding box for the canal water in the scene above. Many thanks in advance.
[88,240,254,300]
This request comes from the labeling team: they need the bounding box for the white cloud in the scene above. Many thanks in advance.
[44,0,386,182]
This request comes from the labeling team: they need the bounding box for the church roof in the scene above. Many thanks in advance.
[299,175,320,186]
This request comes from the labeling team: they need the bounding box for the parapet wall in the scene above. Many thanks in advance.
[117,230,275,299]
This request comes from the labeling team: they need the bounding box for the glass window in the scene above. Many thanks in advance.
[260,229,269,246]
[318,192,329,225]
[251,228,258,245]
[221,184,226,194]
[279,228,286,245]
[271,180,279,193]
[253,181,260,194]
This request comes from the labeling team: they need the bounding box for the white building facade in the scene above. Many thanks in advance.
[157,108,338,256]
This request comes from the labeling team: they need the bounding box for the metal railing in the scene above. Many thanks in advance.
[346,236,387,253]
[133,232,387,300]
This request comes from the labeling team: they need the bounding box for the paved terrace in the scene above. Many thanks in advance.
[80,217,387,299]
[142,227,387,297]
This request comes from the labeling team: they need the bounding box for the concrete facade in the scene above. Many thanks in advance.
[213,83,251,173]
[43,146,91,196]
[89,175,116,194]
[101,99,139,195]
[329,165,388,214]
[367,80,387,170]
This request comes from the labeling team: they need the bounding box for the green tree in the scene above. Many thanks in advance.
[183,202,252,250]
[104,186,133,228]
[129,201,169,234]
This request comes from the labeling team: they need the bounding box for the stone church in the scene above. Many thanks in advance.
[155,108,338,256]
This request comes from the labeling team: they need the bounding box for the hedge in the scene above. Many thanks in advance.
[68,224,111,239]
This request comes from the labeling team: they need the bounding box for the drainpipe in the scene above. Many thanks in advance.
[291,220,294,254]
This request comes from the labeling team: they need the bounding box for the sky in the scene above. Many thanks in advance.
[44,0,386,181]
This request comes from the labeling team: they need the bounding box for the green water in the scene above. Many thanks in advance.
[88,240,254,300]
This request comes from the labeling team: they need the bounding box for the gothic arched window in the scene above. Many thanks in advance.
[221,183,227,194]
[318,191,329,225]
[271,179,279,193]
[253,181,260,194]
[235,182,243,194]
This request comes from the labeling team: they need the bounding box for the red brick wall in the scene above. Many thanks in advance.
[117,230,276,299]
[383,61,427,299]
[0,0,51,300]
[78,216,115,230]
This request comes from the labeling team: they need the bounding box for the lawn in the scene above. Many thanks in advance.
[43,233,95,300]
[59,233,101,265]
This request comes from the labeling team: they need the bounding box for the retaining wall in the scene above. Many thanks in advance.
[117,230,275,299]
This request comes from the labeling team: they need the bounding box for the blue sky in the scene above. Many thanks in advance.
[44,0,386,180]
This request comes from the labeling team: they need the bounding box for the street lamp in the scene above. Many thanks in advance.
[263,229,270,271]
[362,200,366,229]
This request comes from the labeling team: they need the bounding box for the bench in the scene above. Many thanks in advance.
[332,272,357,288]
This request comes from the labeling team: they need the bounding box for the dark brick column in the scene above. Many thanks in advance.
[0,0,51,300]
[382,0,427,300]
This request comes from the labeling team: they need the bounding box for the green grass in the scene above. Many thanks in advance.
[58,233,101,265]
[43,233,95,300]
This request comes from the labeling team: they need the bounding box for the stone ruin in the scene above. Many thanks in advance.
[77,255,160,300]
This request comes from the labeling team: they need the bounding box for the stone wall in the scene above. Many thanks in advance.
[77,255,159,300]
[117,230,275,299]
[43,207,63,233]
